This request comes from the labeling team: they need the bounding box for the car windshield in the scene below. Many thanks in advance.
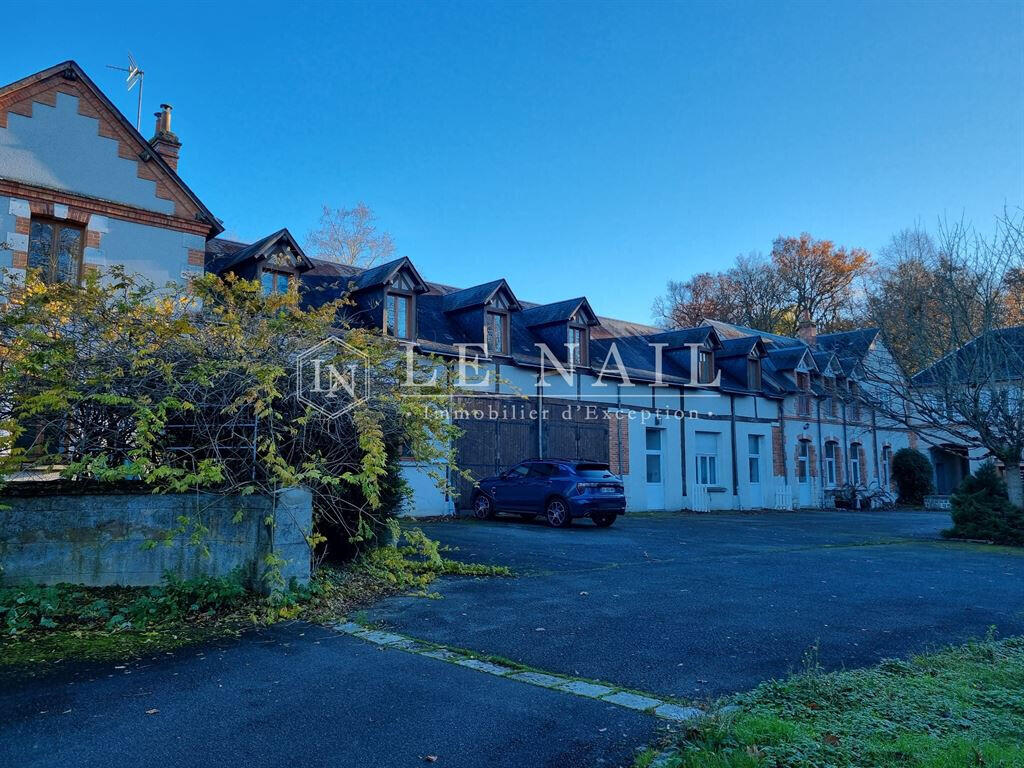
[575,464,613,478]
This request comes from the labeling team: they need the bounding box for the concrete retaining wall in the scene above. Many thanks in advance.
[0,487,312,588]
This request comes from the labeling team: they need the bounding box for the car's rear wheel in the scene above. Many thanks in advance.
[592,512,617,528]
[472,493,495,520]
[545,498,571,528]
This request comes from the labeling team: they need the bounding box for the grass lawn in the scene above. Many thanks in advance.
[650,634,1024,768]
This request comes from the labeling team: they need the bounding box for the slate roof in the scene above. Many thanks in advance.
[200,242,887,397]
[205,229,310,274]
[442,279,519,313]
[767,346,811,372]
[912,327,1024,386]
[816,328,879,358]
[519,297,596,328]
[701,319,801,347]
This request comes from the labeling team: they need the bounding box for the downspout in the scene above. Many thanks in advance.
[871,407,880,480]
[841,401,849,486]
[816,398,825,507]
[729,394,739,504]
[680,386,687,497]
[537,371,544,459]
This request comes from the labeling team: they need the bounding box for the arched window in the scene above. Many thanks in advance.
[850,442,862,486]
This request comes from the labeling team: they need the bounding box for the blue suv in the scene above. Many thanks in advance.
[470,459,625,527]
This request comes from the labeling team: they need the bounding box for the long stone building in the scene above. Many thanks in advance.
[0,60,935,516]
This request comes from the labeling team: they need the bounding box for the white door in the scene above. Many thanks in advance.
[797,440,812,507]
[747,434,765,508]
[645,427,665,510]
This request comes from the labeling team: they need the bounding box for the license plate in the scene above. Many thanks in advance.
[600,486,617,494]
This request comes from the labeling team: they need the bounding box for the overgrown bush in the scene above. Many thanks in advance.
[944,462,1024,546]
[0,268,462,571]
[1,573,250,635]
[891,447,934,505]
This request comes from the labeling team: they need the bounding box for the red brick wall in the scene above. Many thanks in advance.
[772,426,785,476]
[608,412,630,476]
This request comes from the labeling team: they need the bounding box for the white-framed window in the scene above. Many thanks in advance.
[645,428,662,483]
[824,441,837,487]
[695,431,719,486]
[850,443,861,486]
[797,440,810,484]
[747,434,761,484]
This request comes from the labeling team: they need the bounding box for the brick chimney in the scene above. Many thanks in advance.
[796,310,817,346]
[149,104,181,171]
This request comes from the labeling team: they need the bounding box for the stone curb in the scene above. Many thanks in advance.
[332,620,704,723]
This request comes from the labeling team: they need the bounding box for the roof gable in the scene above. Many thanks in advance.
[442,278,522,313]
[350,257,429,294]
[520,297,598,328]
[0,61,220,234]
[207,228,312,275]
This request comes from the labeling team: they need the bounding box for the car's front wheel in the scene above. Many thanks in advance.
[472,492,495,520]
[545,498,572,528]
[592,512,617,528]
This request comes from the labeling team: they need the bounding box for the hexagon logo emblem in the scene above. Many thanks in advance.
[296,335,371,418]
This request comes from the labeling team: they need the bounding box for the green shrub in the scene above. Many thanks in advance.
[891,448,934,505]
[0,573,250,636]
[944,462,1024,546]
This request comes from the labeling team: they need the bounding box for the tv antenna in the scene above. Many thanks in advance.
[107,52,144,131]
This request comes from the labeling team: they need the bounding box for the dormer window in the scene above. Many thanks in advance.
[747,355,761,390]
[260,247,300,295]
[386,292,413,339]
[568,322,589,366]
[261,269,291,295]
[384,269,419,339]
[698,349,715,384]
[486,311,508,355]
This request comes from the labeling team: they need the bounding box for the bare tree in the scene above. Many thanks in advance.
[862,211,1024,507]
[652,272,740,329]
[306,202,396,267]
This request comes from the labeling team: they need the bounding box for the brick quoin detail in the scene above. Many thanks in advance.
[772,426,785,476]
[12,252,27,269]
[187,249,206,266]
[609,413,630,476]
[0,180,211,237]
[0,76,200,221]
[909,432,919,450]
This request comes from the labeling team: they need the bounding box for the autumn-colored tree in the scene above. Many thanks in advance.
[771,233,871,331]
[306,202,396,267]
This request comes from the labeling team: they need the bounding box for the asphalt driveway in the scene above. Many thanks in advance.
[4,508,1023,768]
[368,509,1024,699]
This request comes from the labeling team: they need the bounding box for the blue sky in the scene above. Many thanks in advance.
[4,1,1022,322]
